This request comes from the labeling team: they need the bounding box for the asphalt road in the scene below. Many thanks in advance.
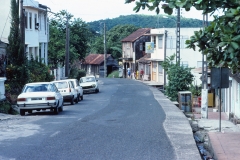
[0,78,176,160]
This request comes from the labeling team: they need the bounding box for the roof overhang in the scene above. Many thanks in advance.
[119,58,133,61]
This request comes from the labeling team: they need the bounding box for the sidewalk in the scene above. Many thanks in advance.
[141,80,240,160]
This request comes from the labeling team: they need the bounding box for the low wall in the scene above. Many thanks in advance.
[0,77,6,100]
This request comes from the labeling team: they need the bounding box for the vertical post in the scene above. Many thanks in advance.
[201,14,209,119]
[219,67,222,132]
[65,15,69,78]
[176,8,180,64]
[164,30,167,89]
[103,22,107,78]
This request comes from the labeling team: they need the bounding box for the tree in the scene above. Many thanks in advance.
[6,0,28,94]
[48,10,90,69]
[90,24,139,60]
[125,0,240,73]
[162,54,194,101]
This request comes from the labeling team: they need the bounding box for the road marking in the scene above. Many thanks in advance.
[50,131,60,137]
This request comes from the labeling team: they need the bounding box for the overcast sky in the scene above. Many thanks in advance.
[0,0,215,41]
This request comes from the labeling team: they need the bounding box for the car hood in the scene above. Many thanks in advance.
[80,82,98,87]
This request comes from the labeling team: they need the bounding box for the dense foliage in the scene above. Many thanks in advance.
[90,24,139,60]
[88,14,203,32]
[48,10,90,69]
[125,0,240,73]
[162,55,194,101]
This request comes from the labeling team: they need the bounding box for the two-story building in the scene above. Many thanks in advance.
[121,28,151,78]
[23,0,49,65]
[143,28,203,86]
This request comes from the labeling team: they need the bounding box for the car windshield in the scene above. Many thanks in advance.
[81,77,95,83]
[54,81,68,89]
[22,84,51,93]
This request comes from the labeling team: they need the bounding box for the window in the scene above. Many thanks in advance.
[29,13,32,29]
[167,36,176,49]
[181,36,188,49]
[44,15,47,34]
[25,12,28,28]
[158,36,163,49]
[153,36,156,48]
[197,61,202,68]
[181,61,188,68]
[34,14,37,29]
[38,14,41,30]
[139,43,143,51]
[158,62,163,74]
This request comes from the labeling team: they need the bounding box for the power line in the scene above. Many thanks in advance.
[0,9,10,40]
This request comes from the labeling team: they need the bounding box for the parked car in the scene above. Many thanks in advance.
[52,79,78,105]
[68,79,83,101]
[79,76,99,93]
[17,82,63,116]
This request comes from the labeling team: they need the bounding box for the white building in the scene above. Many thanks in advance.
[23,0,49,65]
[146,28,203,86]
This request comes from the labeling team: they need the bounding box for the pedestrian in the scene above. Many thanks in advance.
[127,67,131,78]
[140,68,144,81]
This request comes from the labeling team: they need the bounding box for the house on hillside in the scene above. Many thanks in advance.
[121,28,151,78]
[24,0,49,65]
[80,54,119,78]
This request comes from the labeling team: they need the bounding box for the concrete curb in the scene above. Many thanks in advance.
[150,87,202,160]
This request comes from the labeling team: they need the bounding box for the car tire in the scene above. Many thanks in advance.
[20,109,25,116]
[95,88,99,93]
[75,96,78,104]
[59,101,63,112]
[80,95,83,100]
[70,96,74,105]
[28,110,32,114]
[54,107,59,114]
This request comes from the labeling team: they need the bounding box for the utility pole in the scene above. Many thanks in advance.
[201,14,209,119]
[65,14,70,78]
[176,8,180,64]
[103,22,107,78]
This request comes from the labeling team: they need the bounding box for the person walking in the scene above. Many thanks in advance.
[127,67,131,78]
[140,69,144,81]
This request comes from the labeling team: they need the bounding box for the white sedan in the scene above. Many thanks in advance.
[17,82,63,116]
[79,76,99,93]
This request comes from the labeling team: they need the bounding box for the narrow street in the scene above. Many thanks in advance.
[0,78,176,160]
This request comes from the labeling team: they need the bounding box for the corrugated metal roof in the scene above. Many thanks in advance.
[83,54,111,65]
[121,28,151,42]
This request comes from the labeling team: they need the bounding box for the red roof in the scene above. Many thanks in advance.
[121,28,151,42]
[83,54,111,65]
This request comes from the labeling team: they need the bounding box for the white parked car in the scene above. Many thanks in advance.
[68,79,83,101]
[52,80,78,105]
[79,76,99,93]
[17,82,64,116]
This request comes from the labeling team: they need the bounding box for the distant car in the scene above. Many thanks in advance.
[52,79,78,105]
[17,82,64,116]
[79,76,99,93]
[68,79,83,101]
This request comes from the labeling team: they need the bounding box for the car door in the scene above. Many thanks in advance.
[69,81,77,99]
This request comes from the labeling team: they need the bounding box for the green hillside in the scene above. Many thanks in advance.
[87,14,204,32]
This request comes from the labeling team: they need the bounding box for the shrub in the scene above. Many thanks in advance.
[69,68,86,80]
[108,70,119,78]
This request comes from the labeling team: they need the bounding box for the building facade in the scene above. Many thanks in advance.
[23,0,49,65]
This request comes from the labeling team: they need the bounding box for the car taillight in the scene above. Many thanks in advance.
[46,97,55,100]
[17,98,26,102]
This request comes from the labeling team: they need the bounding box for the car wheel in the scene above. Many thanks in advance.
[54,107,59,114]
[70,96,74,105]
[28,110,32,114]
[80,95,83,100]
[20,109,25,116]
[75,96,78,104]
[95,88,99,93]
[59,101,63,112]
